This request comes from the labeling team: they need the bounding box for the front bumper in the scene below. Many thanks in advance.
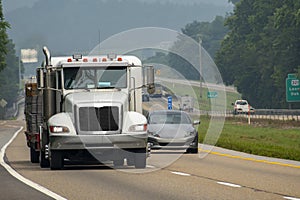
[234,109,255,114]
[49,132,148,150]
[148,135,195,150]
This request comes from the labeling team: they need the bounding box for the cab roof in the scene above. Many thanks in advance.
[50,55,142,67]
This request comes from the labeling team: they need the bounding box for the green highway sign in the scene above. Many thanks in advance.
[207,91,218,98]
[286,74,300,102]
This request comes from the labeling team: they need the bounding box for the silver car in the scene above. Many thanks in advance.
[147,110,200,153]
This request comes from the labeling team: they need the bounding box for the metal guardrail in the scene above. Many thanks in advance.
[254,109,300,115]
[198,109,300,121]
[160,92,300,121]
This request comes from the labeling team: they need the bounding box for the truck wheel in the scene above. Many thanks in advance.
[30,146,40,163]
[40,150,50,168]
[134,148,146,169]
[113,159,124,168]
[127,158,135,166]
[50,151,64,170]
[126,153,135,166]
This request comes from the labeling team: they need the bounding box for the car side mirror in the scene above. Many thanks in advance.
[193,120,200,125]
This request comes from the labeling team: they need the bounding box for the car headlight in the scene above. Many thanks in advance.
[185,131,195,137]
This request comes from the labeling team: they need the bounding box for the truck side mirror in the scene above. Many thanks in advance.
[145,66,155,94]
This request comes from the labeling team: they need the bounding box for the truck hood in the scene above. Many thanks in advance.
[64,91,128,110]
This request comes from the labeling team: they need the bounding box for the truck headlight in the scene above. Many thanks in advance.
[49,126,70,133]
[129,124,147,132]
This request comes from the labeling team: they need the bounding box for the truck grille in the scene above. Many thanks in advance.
[79,106,119,132]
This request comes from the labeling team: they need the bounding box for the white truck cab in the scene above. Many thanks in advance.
[25,47,155,170]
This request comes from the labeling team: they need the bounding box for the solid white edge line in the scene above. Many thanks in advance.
[146,165,156,168]
[171,171,191,176]
[0,126,67,200]
[217,181,241,188]
[284,197,300,200]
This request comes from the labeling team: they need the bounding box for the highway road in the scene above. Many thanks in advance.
[1,118,300,200]
[0,120,53,200]
[157,77,238,93]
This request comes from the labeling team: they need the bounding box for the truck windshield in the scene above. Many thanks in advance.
[63,66,127,90]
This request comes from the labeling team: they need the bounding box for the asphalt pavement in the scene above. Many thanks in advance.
[0,120,54,200]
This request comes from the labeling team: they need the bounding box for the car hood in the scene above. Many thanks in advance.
[148,124,195,138]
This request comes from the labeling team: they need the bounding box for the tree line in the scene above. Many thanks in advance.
[0,0,20,119]
[146,0,300,109]
[215,0,300,108]
[1,0,300,113]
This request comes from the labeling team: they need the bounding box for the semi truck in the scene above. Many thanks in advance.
[24,47,155,170]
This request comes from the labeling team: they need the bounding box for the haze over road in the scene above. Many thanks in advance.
[1,119,299,200]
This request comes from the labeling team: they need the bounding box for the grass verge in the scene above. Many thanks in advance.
[161,81,241,111]
[198,116,300,161]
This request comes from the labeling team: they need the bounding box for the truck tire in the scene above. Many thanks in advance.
[127,158,135,166]
[50,151,64,170]
[40,150,50,168]
[113,159,124,168]
[30,146,40,163]
[134,148,146,169]
[126,154,135,166]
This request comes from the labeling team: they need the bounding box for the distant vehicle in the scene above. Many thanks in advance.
[147,110,200,154]
[179,95,194,112]
[142,91,150,102]
[150,83,162,98]
[232,100,255,115]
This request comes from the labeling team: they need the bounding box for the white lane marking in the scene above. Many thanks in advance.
[0,127,67,200]
[171,171,191,176]
[146,165,156,168]
[284,197,300,200]
[217,181,242,188]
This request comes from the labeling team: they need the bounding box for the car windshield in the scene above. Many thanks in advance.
[149,112,191,124]
[236,101,248,105]
[63,66,127,89]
